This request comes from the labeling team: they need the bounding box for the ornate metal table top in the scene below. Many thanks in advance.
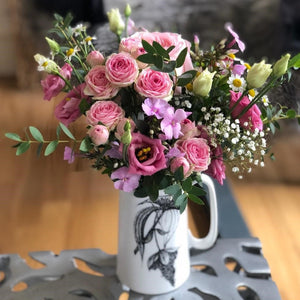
[0,237,281,300]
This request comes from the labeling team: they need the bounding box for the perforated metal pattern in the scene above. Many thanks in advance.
[0,238,281,300]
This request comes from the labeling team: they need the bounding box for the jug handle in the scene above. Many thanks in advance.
[188,174,218,250]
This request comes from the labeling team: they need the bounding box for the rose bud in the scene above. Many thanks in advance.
[86,50,105,67]
[88,125,109,146]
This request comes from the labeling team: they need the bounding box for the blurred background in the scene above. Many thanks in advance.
[0,0,300,299]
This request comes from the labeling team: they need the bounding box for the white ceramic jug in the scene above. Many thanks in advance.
[117,174,218,295]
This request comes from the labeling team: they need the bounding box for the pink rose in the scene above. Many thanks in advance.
[230,91,263,131]
[127,132,167,176]
[88,125,109,145]
[205,145,226,185]
[86,50,105,67]
[86,100,125,130]
[105,52,139,87]
[135,68,173,101]
[180,119,199,139]
[115,118,136,141]
[41,63,72,101]
[84,65,120,100]
[54,83,88,126]
[175,138,210,172]
[170,157,192,177]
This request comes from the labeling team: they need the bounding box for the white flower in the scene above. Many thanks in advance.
[248,89,257,100]
[261,95,270,106]
[34,54,58,73]
[72,24,87,36]
[82,36,97,46]
[232,166,239,173]
[65,46,80,61]
[227,74,247,93]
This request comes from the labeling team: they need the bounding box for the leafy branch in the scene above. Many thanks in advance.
[5,123,78,156]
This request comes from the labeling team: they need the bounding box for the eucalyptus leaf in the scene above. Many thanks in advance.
[182,177,192,192]
[188,194,204,205]
[5,132,22,142]
[80,137,93,152]
[16,142,30,156]
[59,122,75,140]
[190,185,206,197]
[29,126,44,142]
[44,140,58,156]
[164,184,181,195]
[174,166,184,181]
[175,193,187,207]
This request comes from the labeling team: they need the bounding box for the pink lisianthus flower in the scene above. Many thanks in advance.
[54,83,88,126]
[105,52,139,87]
[41,63,72,101]
[86,100,125,130]
[142,98,171,119]
[204,145,226,185]
[175,138,210,173]
[160,107,191,140]
[135,68,173,101]
[84,65,120,100]
[230,91,263,131]
[111,167,141,192]
[127,132,167,176]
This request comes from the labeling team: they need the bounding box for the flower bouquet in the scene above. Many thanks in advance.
[5,5,300,211]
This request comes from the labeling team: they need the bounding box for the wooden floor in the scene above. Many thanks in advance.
[0,79,300,299]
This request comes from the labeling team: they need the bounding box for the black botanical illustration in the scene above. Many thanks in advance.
[133,195,180,286]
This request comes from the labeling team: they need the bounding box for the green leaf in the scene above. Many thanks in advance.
[79,137,93,152]
[174,166,184,181]
[137,53,155,64]
[288,53,300,69]
[142,39,155,54]
[270,153,276,161]
[36,142,44,157]
[190,186,206,197]
[166,45,175,53]
[164,184,181,195]
[175,47,187,68]
[175,193,187,209]
[29,126,44,142]
[56,125,61,139]
[153,54,163,69]
[269,123,276,134]
[188,194,204,205]
[44,140,58,156]
[16,142,30,156]
[152,41,170,59]
[5,132,22,142]
[176,70,197,86]
[59,122,75,140]
[182,177,192,192]
[286,109,296,119]
[161,60,177,73]
[79,98,92,114]
[134,186,148,198]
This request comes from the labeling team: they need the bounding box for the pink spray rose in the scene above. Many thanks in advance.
[180,119,200,139]
[86,50,105,67]
[170,157,191,177]
[105,52,139,87]
[54,83,88,126]
[175,138,211,172]
[135,68,173,101]
[84,65,120,100]
[127,132,167,176]
[88,124,109,145]
[230,91,263,131]
[86,100,125,130]
[41,63,72,101]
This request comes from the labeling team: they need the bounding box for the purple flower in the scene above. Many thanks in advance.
[105,142,122,159]
[166,147,185,159]
[64,146,75,164]
[111,167,141,192]
[142,98,171,119]
[232,64,246,76]
[225,23,245,52]
[160,107,191,140]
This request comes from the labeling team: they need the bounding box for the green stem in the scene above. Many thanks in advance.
[263,114,300,124]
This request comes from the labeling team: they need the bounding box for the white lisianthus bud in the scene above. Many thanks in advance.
[107,8,125,37]
[193,69,216,97]
[45,37,60,56]
[124,4,132,17]
[273,53,291,77]
[246,60,272,89]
